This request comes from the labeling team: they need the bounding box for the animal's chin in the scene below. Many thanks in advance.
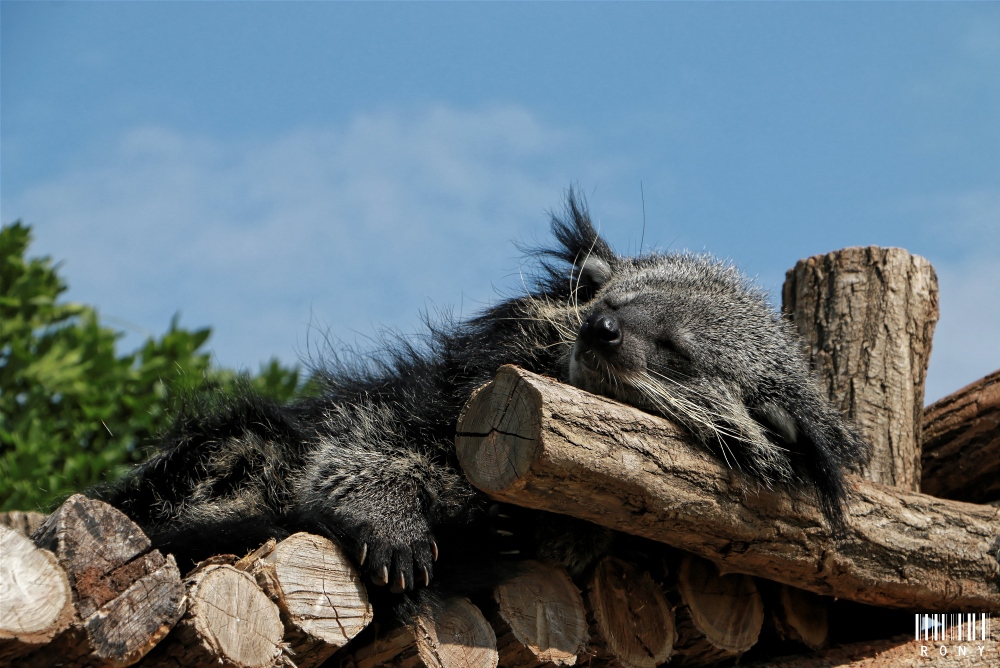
[569,346,624,399]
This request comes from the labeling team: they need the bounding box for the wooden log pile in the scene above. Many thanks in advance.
[3,245,999,667]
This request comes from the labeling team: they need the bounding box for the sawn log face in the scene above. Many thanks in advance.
[455,366,1000,612]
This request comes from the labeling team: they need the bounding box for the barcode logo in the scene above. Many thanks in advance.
[916,614,992,642]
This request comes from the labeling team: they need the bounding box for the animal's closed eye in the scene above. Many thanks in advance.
[656,338,691,359]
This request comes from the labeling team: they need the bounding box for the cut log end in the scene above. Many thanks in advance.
[143,564,284,668]
[672,554,764,666]
[773,584,829,650]
[492,560,588,667]
[0,525,74,661]
[348,597,498,668]
[253,532,373,668]
[586,556,675,668]
[456,370,543,494]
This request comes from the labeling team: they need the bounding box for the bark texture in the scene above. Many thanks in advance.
[921,369,1000,504]
[250,532,373,668]
[455,366,1000,612]
[583,556,674,668]
[22,494,186,668]
[344,598,498,668]
[0,525,74,662]
[490,560,588,668]
[138,564,284,668]
[782,246,939,492]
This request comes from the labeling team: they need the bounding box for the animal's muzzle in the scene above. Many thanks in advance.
[578,312,622,348]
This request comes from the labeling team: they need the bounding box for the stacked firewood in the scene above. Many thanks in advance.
[3,246,998,668]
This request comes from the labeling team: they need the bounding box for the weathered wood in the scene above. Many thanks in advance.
[669,554,762,666]
[745,633,998,667]
[771,584,829,650]
[783,246,939,491]
[921,369,1000,504]
[250,532,373,668]
[584,556,674,668]
[0,510,48,537]
[490,560,588,667]
[139,564,284,668]
[455,365,1000,611]
[345,597,498,668]
[21,494,186,668]
[0,525,74,662]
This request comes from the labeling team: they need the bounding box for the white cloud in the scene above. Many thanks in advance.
[3,106,620,369]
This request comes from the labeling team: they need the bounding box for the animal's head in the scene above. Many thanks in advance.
[532,190,801,486]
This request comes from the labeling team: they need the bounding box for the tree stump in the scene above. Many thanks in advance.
[670,554,763,666]
[22,494,186,668]
[139,564,284,668]
[921,369,1000,504]
[771,584,829,650]
[783,246,939,491]
[250,532,373,668]
[490,560,588,667]
[346,597,498,668]
[0,525,74,662]
[584,556,674,668]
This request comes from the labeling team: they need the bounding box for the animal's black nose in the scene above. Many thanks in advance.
[579,313,622,347]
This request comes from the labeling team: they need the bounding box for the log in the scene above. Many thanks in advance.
[0,525,74,662]
[139,564,284,668]
[250,532,373,668]
[783,246,939,491]
[669,554,762,666]
[21,494,186,668]
[0,510,47,537]
[454,365,1000,611]
[921,369,1000,504]
[490,560,588,667]
[345,597,498,668]
[745,633,998,667]
[584,556,674,668]
[771,584,829,650]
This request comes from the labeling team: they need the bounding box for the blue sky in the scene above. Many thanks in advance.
[3,2,998,404]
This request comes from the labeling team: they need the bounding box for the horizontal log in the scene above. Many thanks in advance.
[455,366,1000,611]
[921,369,1000,503]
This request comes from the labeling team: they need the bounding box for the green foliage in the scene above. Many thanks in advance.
[1,221,305,511]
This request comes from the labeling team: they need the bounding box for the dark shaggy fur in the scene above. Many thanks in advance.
[99,191,871,598]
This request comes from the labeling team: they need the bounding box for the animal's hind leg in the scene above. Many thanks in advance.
[96,390,304,566]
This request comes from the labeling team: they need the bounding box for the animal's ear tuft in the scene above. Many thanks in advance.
[550,188,616,269]
[575,255,613,290]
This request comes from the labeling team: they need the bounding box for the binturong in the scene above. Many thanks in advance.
[97,190,871,599]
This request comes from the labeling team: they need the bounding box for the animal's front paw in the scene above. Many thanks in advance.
[345,514,438,593]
